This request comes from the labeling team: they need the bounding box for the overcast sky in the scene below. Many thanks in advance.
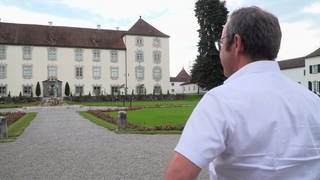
[0,0,319,76]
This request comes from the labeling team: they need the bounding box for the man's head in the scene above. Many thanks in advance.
[219,6,282,77]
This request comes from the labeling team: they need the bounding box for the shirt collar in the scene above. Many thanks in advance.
[224,60,280,84]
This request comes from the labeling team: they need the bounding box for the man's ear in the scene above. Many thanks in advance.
[233,34,244,55]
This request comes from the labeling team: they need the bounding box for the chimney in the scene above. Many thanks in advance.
[116,27,119,30]
[48,21,53,26]
[97,24,101,30]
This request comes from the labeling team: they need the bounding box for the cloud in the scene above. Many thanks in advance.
[278,20,320,60]
[55,0,199,75]
[302,1,320,14]
[0,1,199,76]
[0,5,95,28]
[57,0,195,22]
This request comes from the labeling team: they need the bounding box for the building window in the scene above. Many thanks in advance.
[311,81,320,94]
[110,50,118,63]
[23,46,32,60]
[171,89,175,93]
[75,48,83,61]
[75,67,83,79]
[135,66,144,80]
[136,50,144,62]
[75,85,84,96]
[136,37,144,46]
[92,66,101,79]
[171,83,174,86]
[153,85,161,95]
[310,64,320,74]
[0,85,6,96]
[93,86,101,96]
[111,86,120,96]
[93,49,100,61]
[23,85,32,96]
[23,65,32,79]
[0,46,6,60]
[153,51,161,64]
[110,67,119,79]
[153,38,161,48]
[48,66,57,78]
[153,67,161,81]
[0,65,6,79]
[48,47,57,60]
[136,84,145,95]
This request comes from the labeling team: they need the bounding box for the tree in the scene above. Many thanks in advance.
[191,0,228,90]
[64,82,70,96]
[36,82,41,97]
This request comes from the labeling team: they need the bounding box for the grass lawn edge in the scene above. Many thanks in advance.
[79,111,182,135]
[0,112,37,143]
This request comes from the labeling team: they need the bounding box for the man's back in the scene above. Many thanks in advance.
[211,61,320,179]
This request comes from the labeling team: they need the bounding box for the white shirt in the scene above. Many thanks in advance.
[175,61,320,180]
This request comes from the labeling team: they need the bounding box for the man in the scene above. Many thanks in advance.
[164,6,320,180]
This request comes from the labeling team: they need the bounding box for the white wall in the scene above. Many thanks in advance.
[0,35,170,97]
[124,35,170,94]
[1,45,127,96]
[306,56,320,82]
[281,67,307,87]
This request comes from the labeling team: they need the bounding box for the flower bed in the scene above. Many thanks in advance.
[0,112,26,126]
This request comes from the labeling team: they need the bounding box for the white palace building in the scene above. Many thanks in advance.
[278,48,320,95]
[0,18,170,97]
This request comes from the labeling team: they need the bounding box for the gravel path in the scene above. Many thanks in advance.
[0,106,209,180]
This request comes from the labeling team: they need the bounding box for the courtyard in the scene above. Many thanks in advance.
[0,105,209,179]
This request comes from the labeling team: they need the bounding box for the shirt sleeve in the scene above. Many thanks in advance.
[175,91,233,168]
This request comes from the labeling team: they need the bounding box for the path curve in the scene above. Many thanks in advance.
[0,105,208,179]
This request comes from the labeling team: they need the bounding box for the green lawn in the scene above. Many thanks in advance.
[108,106,194,127]
[0,112,37,142]
[79,111,117,131]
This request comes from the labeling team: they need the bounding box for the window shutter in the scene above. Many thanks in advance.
[318,64,320,73]
[310,65,312,74]
[308,81,312,90]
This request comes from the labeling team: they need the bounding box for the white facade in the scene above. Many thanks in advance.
[124,35,170,95]
[281,67,307,87]
[181,83,199,94]
[279,48,320,95]
[170,82,184,94]
[0,19,170,97]
[305,55,320,94]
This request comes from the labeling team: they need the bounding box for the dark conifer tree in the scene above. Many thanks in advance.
[65,82,70,96]
[35,82,41,97]
[191,0,228,90]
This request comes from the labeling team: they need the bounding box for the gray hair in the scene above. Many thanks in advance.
[225,6,281,60]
